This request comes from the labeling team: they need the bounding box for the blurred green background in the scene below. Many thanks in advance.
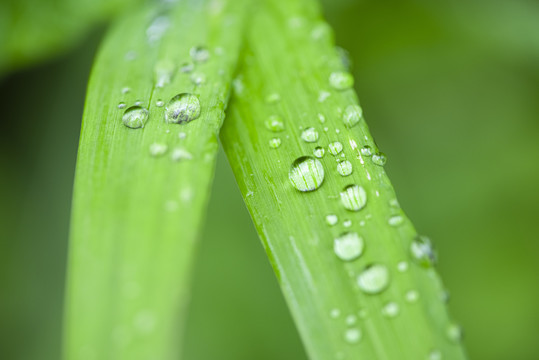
[1,0,538,359]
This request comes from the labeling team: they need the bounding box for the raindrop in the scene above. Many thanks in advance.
[313,146,325,158]
[178,132,186,139]
[372,152,387,166]
[134,100,143,106]
[360,145,373,157]
[180,62,194,73]
[357,264,390,294]
[156,100,164,107]
[410,235,437,267]
[122,106,149,129]
[337,160,353,176]
[121,87,131,94]
[146,16,170,44]
[326,214,338,226]
[117,102,126,109]
[388,215,404,227]
[343,219,352,228]
[343,104,362,128]
[165,93,201,124]
[344,328,362,344]
[269,138,282,148]
[149,142,168,157]
[446,323,462,343]
[317,113,326,123]
[318,91,331,103]
[190,46,210,62]
[289,156,325,192]
[345,314,357,325]
[405,290,419,303]
[328,141,343,155]
[329,71,354,90]
[265,115,285,132]
[301,127,319,143]
[171,148,192,162]
[190,72,206,85]
[340,185,367,211]
[382,302,400,318]
[334,232,364,261]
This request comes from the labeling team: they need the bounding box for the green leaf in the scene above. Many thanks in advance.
[221,0,468,359]
[63,1,248,359]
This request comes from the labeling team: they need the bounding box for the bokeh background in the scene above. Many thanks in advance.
[1,0,538,359]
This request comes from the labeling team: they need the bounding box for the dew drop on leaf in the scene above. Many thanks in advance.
[325,214,338,226]
[117,102,126,109]
[329,71,354,90]
[337,160,353,176]
[171,148,193,162]
[343,104,362,128]
[269,138,282,148]
[446,323,462,343]
[334,232,364,261]
[328,141,343,155]
[405,290,419,303]
[289,156,325,192]
[165,93,201,124]
[122,106,149,129]
[357,264,390,294]
[360,145,373,157]
[190,46,210,63]
[388,215,404,227]
[372,152,387,166]
[340,184,367,211]
[313,146,325,158]
[428,350,442,360]
[180,62,195,73]
[344,328,362,344]
[410,235,437,267]
[149,142,168,157]
[382,302,399,318]
[301,127,319,143]
[265,115,285,132]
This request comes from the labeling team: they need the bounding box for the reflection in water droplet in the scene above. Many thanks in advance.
[337,160,353,176]
[343,104,362,128]
[382,302,399,318]
[165,93,201,124]
[289,156,325,192]
[372,152,387,166]
[344,328,362,344]
[269,138,282,148]
[334,232,364,261]
[357,264,390,294]
[149,143,168,157]
[122,106,149,129]
[313,146,325,158]
[301,127,319,143]
[329,71,354,90]
[410,235,437,267]
[328,141,343,155]
[340,185,367,211]
[190,46,210,62]
[265,115,285,132]
[326,214,338,226]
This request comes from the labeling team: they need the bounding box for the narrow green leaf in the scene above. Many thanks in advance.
[221,0,467,359]
[64,1,248,359]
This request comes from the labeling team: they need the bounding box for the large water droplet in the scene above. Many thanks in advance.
[344,328,362,344]
[329,71,354,90]
[165,93,201,124]
[269,138,282,148]
[328,141,343,155]
[340,185,367,211]
[372,152,387,166]
[357,264,390,294]
[122,106,149,129]
[382,302,400,318]
[313,146,325,158]
[265,115,285,132]
[410,235,437,267]
[334,232,364,261]
[337,160,353,176]
[289,156,325,192]
[190,46,210,63]
[343,105,362,128]
[301,127,319,143]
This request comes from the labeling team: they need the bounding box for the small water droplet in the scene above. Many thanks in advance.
[265,115,285,132]
[336,46,352,70]
[133,310,156,334]
[125,51,138,61]
[180,62,194,73]
[410,235,437,267]
[301,127,319,143]
[178,132,186,139]
[313,146,325,158]
[269,138,282,148]
[289,156,325,192]
[428,350,442,360]
[372,152,387,166]
[343,105,363,128]
[326,214,338,226]
[317,113,326,124]
[328,141,343,155]
[265,93,281,104]
[311,22,331,41]
[397,261,409,272]
[360,145,373,157]
[318,91,331,103]
[156,100,164,107]
[171,148,192,161]
[357,264,390,294]
[122,106,149,129]
[334,232,364,261]
[118,102,126,109]
[340,185,367,211]
[165,93,201,124]
[388,215,404,227]
[344,328,362,344]
[405,290,419,303]
[330,308,341,319]
[345,314,357,325]
[190,46,210,62]
[190,72,206,85]
[441,289,451,303]
[134,100,143,106]
[147,16,170,44]
[343,219,352,227]
[337,160,353,176]
[154,59,175,88]
[149,142,168,157]
[382,302,400,318]
[446,323,462,343]
[329,71,354,90]
[358,308,368,319]
[121,87,131,94]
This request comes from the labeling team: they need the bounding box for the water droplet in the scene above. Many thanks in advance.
[165,93,201,124]
[318,91,331,103]
[190,46,210,62]
[405,290,419,303]
[336,46,352,70]
[382,302,399,318]
[340,185,367,211]
[328,141,343,155]
[334,232,364,261]
[360,145,373,157]
[154,59,175,88]
[117,102,126,109]
[289,156,325,192]
[149,142,168,157]
[357,264,390,294]
[397,261,409,272]
[301,127,319,142]
[146,16,170,44]
[410,235,437,267]
[311,22,331,41]
[171,148,192,161]
[178,132,186,139]
[330,308,341,318]
[343,105,363,128]
[125,51,138,61]
[345,314,357,325]
[180,62,194,73]
[358,308,368,319]
[343,219,352,228]
[121,87,130,94]
[190,72,206,85]
[265,115,285,132]
[344,328,362,344]
[388,215,404,227]
[329,71,354,90]
[134,100,143,106]
[428,350,442,360]
[372,152,387,166]
[122,106,149,129]
[446,323,462,343]
[269,138,282,148]
[313,146,325,158]
[133,310,156,334]
[156,100,164,107]
[337,160,353,176]
[389,198,400,208]
[326,214,338,226]
[265,93,281,104]
[441,289,451,303]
